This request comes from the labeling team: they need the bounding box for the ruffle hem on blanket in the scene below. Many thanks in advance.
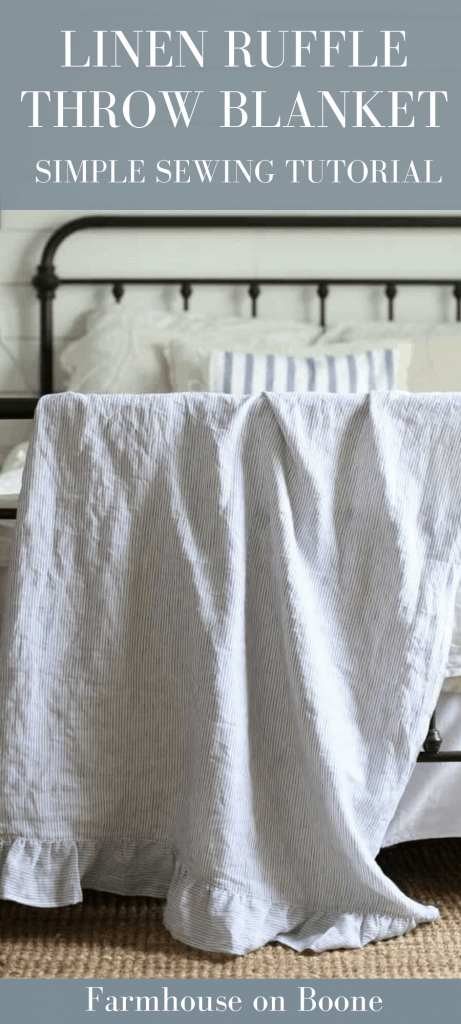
[0,837,439,955]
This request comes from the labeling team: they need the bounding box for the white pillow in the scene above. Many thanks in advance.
[0,443,29,510]
[59,306,461,396]
[60,309,172,394]
[59,309,323,394]
[2,441,29,473]
[313,322,461,345]
[165,343,400,395]
[317,323,461,392]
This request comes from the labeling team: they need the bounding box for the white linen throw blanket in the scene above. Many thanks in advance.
[1,391,461,955]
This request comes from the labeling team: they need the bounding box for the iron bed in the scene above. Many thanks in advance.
[1,212,461,764]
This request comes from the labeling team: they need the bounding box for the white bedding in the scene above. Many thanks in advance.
[383,691,461,846]
[57,311,461,398]
[1,391,461,955]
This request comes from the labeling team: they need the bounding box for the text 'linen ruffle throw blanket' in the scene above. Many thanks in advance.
[1,391,461,955]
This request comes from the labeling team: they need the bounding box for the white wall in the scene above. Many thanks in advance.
[2,208,461,462]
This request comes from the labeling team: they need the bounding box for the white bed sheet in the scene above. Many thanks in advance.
[383,692,461,846]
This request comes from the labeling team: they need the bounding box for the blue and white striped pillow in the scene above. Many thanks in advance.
[209,348,398,395]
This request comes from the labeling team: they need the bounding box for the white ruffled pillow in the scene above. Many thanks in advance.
[2,442,29,473]
[60,309,173,394]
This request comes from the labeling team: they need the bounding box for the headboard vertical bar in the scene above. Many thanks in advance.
[454,283,461,322]
[248,283,260,318]
[33,262,58,395]
[385,283,397,322]
[40,298,54,394]
[180,283,192,311]
[317,283,329,329]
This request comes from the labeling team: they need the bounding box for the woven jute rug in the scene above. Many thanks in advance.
[1,839,460,979]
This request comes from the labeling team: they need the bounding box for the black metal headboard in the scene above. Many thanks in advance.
[1,212,461,763]
[2,211,461,506]
[3,213,461,419]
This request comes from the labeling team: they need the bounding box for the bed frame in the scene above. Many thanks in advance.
[1,212,461,764]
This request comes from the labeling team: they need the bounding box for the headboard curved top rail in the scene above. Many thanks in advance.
[36,212,461,270]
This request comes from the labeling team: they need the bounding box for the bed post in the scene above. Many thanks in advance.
[32,262,59,395]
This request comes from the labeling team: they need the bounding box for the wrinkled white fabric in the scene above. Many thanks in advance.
[2,439,461,684]
[1,391,461,954]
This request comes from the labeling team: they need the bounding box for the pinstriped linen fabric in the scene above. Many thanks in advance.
[211,347,398,395]
[1,391,461,955]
